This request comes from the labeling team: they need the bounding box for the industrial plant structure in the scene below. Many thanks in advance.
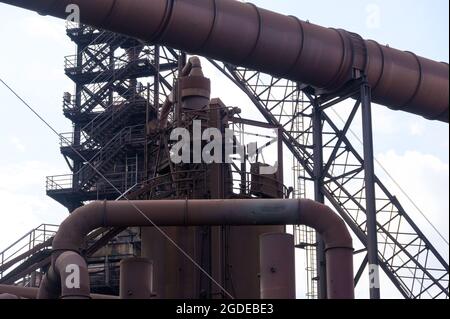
[0,0,448,300]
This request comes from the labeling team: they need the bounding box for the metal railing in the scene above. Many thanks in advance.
[64,49,153,76]
[229,169,289,198]
[46,171,144,196]
[77,124,145,167]
[46,174,73,191]
[65,20,96,35]
[60,87,150,153]
[0,224,58,279]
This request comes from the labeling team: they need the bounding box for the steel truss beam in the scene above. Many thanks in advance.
[211,61,449,299]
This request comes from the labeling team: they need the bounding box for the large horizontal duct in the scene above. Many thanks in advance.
[1,0,448,122]
[38,199,354,299]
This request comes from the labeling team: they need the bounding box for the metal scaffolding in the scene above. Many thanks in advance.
[210,61,449,299]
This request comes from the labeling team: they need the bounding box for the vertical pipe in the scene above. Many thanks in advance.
[119,258,154,299]
[241,137,247,195]
[30,271,36,288]
[361,81,381,299]
[260,233,295,299]
[277,126,284,190]
[324,246,355,299]
[154,46,160,120]
[240,161,246,195]
[105,256,110,287]
[209,102,225,299]
[312,98,327,299]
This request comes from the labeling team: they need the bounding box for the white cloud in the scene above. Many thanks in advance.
[376,150,449,257]
[0,160,58,191]
[349,150,449,299]
[0,190,62,248]
[0,161,66,250]
[408,121,425,136]
[372,105,398,135]
[20,16,66,43]
[9,136,26,152]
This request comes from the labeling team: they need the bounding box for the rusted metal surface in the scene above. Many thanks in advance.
[298,200,355,299]
[141,226,201,299]
[180,56,211,111]
[40,198,353,299]
[225,225,283,299]
[119,258,154,299]
[0,284,118,299]
[38,251,90,299]
[260,233,295,299]
[141,227,175,299]
[0,284,36,299]
[54,251,90,299]
[0,293,19,299]
[250,163,284,198]
[207,101,285,299]
[1,0,448,121]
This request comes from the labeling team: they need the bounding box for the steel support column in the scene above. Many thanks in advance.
[278,126,284,189]
[312,98,327,299]
[361,81,381,299]
[72,44,83,193]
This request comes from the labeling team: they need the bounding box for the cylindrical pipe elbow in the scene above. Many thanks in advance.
[52,201,105,252]
[38,252,90,299]
[298,199,353,250]
[298,199,354,299]
[47,198,354,299]
[54,251,90,299]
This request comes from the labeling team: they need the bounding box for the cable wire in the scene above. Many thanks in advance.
[330,106,449,247]
[0,77,234,299]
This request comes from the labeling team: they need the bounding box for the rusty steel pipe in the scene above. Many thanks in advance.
[54,251,90,299]
[37,251,90,299]
[45,199,354,299]
[259,233,296,299]
[36,268,59,299]
[0,284,118,299]
[0,284,37,299]
[0,0,448,122]
[0,293,20,299]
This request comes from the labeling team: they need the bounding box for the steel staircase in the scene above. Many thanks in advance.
[0,224,140,294]
[0,224,58,285]
[61,86,150,153]
[77,125,145,192]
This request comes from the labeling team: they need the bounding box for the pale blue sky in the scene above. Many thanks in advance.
[0,0,448,299]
